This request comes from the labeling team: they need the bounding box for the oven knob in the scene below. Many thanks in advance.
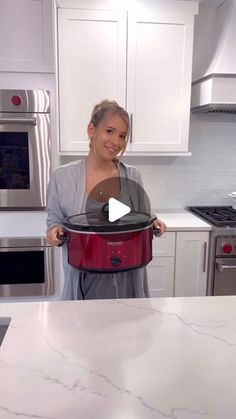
[11,95,22,106]
[110,256,121,266]
[222,244,233,254]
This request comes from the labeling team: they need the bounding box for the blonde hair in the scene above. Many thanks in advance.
[89,99,130,156]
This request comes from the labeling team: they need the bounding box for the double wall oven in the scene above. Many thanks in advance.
[0,90,54,298]
[0,89,51,209]
[0,237,54,297]
[189,206,236,296]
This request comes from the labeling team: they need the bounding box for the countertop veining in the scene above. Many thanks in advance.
[0,296,236,419]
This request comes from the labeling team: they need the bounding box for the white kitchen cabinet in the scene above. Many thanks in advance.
[57,1,198,155]
[174,231,209,297]
[148,230,209,298]
[126,7,197,155]
[57,8,127,152]
[0,0,54,73]
[148,257,175,297]
[148,232,176,297]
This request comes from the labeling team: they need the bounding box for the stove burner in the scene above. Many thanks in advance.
[188,206,236,227]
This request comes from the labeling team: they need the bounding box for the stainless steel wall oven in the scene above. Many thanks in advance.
[0,237,54,297]
[0,89,51,209]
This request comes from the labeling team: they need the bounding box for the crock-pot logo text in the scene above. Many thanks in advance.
[107,241,124,246]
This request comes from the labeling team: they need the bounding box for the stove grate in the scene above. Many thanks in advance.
[188,206,236,227]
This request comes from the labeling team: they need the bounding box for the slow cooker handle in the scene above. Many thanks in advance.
[56,232,69,247]
[101,203,109,219]
[151,215,161,237]
[153,228,161,237]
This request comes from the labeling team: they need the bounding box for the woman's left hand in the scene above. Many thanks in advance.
[153,218,166,236]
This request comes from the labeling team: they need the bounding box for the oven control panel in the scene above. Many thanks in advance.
[216,237,236,257]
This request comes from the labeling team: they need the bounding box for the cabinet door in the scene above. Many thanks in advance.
[148,257,175,297]
[148,232,175,297]
[126,6,197,154]
[58,9,127,153]
[175,232,209,297]
[0,0,54,73]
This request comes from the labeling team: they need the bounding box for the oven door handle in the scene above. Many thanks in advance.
[216,262,236,272]
[0,117,36,125]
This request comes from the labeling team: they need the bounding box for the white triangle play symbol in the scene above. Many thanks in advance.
[108,198,131,222]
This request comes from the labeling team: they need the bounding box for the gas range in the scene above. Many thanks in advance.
[188,205,236,253]
[188,206,236,296]
[189,206,236,227]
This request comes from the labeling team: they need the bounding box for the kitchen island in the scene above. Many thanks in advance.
[0,296,236,419]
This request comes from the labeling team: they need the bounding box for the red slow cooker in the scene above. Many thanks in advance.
[60,210,158,273]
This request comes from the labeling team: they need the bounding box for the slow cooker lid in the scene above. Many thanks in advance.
[65,211,155,232]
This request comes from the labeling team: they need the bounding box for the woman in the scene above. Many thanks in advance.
[47,99,166,300]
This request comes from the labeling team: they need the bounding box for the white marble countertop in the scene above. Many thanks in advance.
[1,296,236,419]
[153,209,212,231]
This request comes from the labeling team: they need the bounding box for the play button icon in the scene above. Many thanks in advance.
[108,197,131,222]
[84,176,151,235]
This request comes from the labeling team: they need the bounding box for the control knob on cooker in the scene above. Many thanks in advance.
[222,244,233,254]
[110,256,121,266]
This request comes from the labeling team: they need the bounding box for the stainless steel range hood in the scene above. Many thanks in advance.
[191,0,236,114]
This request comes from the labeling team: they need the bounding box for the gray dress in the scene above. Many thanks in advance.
[46,159,150,300]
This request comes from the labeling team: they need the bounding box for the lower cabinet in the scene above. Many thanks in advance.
[148,257,175,297]
[148,232,175,297]
[174,231,209,297]
[148,231,209,298]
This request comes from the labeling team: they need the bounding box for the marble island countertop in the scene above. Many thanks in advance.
[1,296,236,419]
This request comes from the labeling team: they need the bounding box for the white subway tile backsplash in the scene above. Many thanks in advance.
[124,113,236,209]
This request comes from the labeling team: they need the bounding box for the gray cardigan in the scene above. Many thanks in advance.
[47,158,149,229]
[46,158,151,300]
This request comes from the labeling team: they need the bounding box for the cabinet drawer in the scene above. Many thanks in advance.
[152,232,175,257]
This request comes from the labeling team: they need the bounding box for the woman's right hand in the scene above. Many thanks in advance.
[47,225,65,247]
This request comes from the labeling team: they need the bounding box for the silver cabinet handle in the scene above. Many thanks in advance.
[216,263,236,272]
[0,117,36,125]
[203,242,207,272]
[129,113,133,143]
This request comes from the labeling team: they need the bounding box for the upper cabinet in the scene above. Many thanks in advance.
[126,8,197,155]
[0,0,55,73]
[57,1,198,155]
[58,8,127,152]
